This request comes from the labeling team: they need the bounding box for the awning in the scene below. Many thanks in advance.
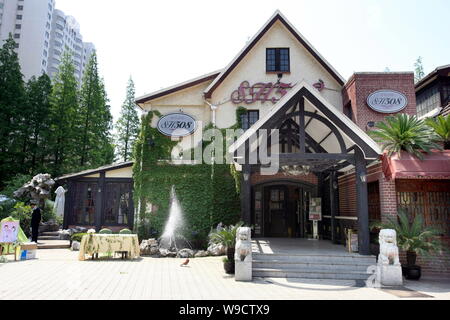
[382,151,450,180]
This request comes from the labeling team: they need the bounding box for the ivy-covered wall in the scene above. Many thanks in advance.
[133,111,241,246]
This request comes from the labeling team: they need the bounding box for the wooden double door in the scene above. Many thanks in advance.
[253,183,313,238]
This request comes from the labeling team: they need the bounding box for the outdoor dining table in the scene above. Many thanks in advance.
[78,233,140,261]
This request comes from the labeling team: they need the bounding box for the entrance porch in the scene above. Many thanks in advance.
[251,238,376,280]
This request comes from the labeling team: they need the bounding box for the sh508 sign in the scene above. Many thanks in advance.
[367,90,408,113]
[157,113,196,137]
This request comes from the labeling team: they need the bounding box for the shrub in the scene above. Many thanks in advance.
[10,202,32,237]
[0,197,16,221]
[119,228,132,234]
[71,233,87,243]
[99,228,112,234]
[42,199,56,222]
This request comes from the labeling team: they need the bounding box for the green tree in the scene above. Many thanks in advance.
[414,56,425,83]
[0,35,26,187]
[425,115,450,150]
[24,74,53,173]
[78,52,114,168]
[115,77,140,161]
[369,114,442,160]
[48,50,80,176]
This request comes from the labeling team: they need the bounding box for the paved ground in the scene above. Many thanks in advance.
[0,249,449,300]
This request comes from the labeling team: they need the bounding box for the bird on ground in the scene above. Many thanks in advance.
[180,258,190,267]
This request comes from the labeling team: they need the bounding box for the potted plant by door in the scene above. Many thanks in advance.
[373,209,443,280]
[209,222,244,274]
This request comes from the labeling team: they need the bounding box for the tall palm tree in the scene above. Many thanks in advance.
[425,115,450,150]
[369,114,442,159]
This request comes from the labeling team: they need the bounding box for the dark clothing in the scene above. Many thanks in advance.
[31,207,41,243]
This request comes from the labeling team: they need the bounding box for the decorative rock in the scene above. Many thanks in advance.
[71,241,80,251]
[194,250,209,258]
[59,230,71,240]
[207,243,226,256]
[140,238,160,256]
[167,251,177,258]
[177,248,194,258]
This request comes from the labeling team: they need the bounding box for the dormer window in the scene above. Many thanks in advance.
[266,48,290,73]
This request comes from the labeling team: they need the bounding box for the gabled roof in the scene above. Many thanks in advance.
[204,10,345,99]
[415,64,450,92]
[55,161,134,181]
[229,81,382,160]
[135,70,222,106]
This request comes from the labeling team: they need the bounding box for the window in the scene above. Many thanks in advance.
[42,59,47,66]
[416,84,440,117]
[266,48,290,72]
[240,110,259,130]
[17,5,23,10]
[343,103,353,120]
[16,15,22,20]
[14,33,20,39]
[15,24,21,29]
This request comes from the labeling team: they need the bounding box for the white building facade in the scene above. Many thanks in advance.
[0,0,94,82]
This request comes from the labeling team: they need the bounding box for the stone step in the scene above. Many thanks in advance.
[252,268,372,280]
[253,261,374,272]
[37,240,70,249]
[40,231,60,237]
[37,236,61,240]
[253,253,376,265]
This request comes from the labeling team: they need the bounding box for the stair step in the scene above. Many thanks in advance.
[38,236,61,240]
[40,231,60,236]
[253,261,373,272]
[253,253,376,264]
[252,268,371,280]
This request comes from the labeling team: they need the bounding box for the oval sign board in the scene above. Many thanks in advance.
[157,113,197,137]
[367,90,408,113]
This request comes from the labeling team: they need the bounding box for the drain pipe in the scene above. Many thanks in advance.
[204,98,218,126]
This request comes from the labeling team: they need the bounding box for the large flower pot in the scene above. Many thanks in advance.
[406,251,417,265]
[223,261,235,274]
[226,247,235,261]
[404,265,422,280]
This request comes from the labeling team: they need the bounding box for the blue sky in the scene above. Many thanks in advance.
[56,0,450,121]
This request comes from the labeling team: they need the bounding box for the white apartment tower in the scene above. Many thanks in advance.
[0,0,95,82]
[47,9,95,82]
[0,0,55,80]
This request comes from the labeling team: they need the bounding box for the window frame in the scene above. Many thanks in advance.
[240,110,260,130]
[266,48,290,73]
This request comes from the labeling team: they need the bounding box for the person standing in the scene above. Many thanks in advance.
[30,201,41,243]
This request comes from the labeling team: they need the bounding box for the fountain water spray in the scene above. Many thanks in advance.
[158,185,192,252]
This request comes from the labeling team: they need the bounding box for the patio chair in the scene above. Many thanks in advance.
[99,228,112,234]
[119,229,132,234]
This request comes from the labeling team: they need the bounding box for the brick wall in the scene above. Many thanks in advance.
[343,72,417,132]
[339,163,450,278]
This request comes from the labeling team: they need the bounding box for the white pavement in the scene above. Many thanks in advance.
[0,249,449,300]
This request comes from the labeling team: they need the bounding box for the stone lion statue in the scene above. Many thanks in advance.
[378,229,400,266]
[235,227,252,262]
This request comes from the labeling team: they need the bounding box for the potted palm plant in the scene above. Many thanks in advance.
[209,221,244,274]
[369,114,442,159]
[426,115,450,150]
[372,209,443,280]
